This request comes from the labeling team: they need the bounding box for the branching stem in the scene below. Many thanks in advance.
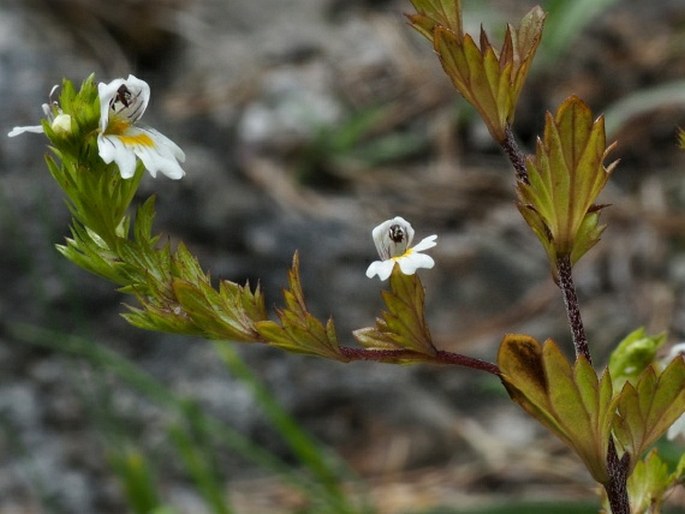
[501,125,529,184]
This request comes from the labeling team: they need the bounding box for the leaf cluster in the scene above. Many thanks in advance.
[498,335,685,493]
[255,253,346,360]
[353,266,435,359]
[516,96,618,276]
[408,0,545,142]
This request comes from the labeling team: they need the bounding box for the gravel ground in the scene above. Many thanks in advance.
[2,0,685,512]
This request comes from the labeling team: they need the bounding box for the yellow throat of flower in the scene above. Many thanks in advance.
[107,117,154,147]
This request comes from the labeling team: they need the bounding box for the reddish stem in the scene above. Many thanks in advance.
[604,438,630,514]
[501,125,529,184]
[339,347,500,375]
[556,254,592,364]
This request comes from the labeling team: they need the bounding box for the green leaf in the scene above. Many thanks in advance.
[353,266,435,356]
[255,253,346,361]
[498,335,617,483]
[613,357,685,461]
[608,327,667,390]
[624,450,671,514]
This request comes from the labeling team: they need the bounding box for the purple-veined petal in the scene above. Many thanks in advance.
[98,134,137,178]
[98,74,150,131]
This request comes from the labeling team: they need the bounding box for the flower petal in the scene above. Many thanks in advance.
[398,252,435,275]
[98,74,150,131]
[366,259,395,281]
[134,142,185,180]
[130,128,185,179]
[371,216,415,260]
[8,125,44,137]
[98,134,137,178]
[412,235,438,252]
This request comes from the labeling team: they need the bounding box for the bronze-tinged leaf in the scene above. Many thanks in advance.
[353,266,436,355]
[254,253,346,361]
[407,0,463,40]
[508,6,546,105]
[434,28,507,142]
[498,334,615,483]
[517,96,616,271]
[614,357,685,463]
[429,6,545,142]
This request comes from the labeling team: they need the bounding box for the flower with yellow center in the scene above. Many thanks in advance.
[97,75,185,180]
[365,216,437,281]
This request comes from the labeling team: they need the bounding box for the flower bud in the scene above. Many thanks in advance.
[51,113,73,136]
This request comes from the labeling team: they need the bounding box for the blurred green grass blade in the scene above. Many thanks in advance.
[213,342,364,514]
[109,447,163,514]
[169,421,233,514]
[603,80,685,137]
[8,323,335,503]
[538,0,621,65]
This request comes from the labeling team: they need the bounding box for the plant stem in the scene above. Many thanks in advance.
[604,438,630,514]
[339,347,500,375]
[556,254,592,364]
[501,125,529,184]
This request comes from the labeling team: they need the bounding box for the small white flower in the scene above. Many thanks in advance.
[664,343,685,440]
[365,216,437,281]
[8,85,63,137]
[97,74,185,180]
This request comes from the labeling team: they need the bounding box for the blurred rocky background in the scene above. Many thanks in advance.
[2,0,685,512]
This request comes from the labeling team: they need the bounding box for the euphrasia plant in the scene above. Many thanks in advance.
[9,2,685,512]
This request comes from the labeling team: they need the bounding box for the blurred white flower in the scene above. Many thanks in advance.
[97,74,185,180]
[665,343,685,441]
[365,216,437,281]
[8,85,66,137]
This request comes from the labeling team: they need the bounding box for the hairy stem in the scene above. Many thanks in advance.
[604,438,630,514]
[501,125,529,184]
[339,347,500,375]
[556,254,592,364]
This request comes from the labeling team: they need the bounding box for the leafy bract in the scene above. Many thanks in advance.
[353,266,436,357]
[517,96,617,276]
[408,1,545,141]
[613,356,685,462]
[407,0,463,40]
[255,253,346,361]
[498,334,616,483]
[608,327,666,390]
[619,450,671,514]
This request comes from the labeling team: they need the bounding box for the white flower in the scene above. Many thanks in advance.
[8,85,65,137]
[365,216,437,281]
[97,74,185,180]
[665,343,685,440]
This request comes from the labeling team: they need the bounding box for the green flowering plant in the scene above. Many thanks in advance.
[9,2,685,513]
